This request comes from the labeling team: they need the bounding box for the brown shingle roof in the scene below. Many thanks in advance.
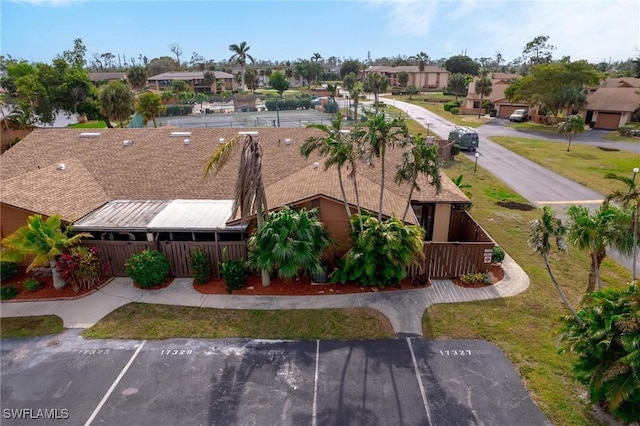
[365,65,448,74]
[601,77,640,88]
[0,128,469,220]
[586,87,640,112]
[147,71,234,80]
[0,158,110,221]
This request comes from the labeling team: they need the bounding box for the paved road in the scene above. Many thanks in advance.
[0,331,550,426]
[383,97,639,273]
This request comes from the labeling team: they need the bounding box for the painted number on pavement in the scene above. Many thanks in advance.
[160,349,193,355]
[74,349,110,355]
[439,350,472,356]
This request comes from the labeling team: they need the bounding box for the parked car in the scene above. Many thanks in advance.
[509,109,529,122]
[448,126,479,151]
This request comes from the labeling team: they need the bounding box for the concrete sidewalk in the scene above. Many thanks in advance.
[0,255,528,336]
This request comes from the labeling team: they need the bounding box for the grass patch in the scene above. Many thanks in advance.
[430,156,632,425]
[69,121,107,129]
[510,122,559,133]
[490,136,640,196]
[0,316,64,338]
[603,132,640,142]
[82,303,396,340]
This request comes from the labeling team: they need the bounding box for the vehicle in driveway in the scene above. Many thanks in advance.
[509,109,529,122]
[448,126,479,151]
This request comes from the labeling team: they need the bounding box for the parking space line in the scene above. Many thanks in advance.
[83,341,146,426]
[312,340,320,426]
[407,338,433,425]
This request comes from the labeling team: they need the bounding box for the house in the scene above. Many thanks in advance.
[147,71,236,94]
[462,73,530,118]
[583,86,640,130]
[0,128,493,278]
[88,72,127,87]
[363,66,450,90]
[600,77,640,89]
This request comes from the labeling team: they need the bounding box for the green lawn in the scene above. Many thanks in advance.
[490,136,640,196]
[427,156,632,425]
[0,316,63,338]
[69,121,107,129]
[82,304,395,340]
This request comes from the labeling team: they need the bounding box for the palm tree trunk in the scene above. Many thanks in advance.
[152,116,157,128]
[378,147,386,221]
[587,251,598,293]
[337,167,354,232]
[477,95,483,119]
[402,182,416,222]
[544,254,583,326]
[256,195,271,287]
[352,174,364,233]
[51,258,66,289]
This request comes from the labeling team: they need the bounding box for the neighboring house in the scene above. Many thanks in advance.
[0,118,32,153]
[582,86,640,129]
[88,72,127,87]
[363,66,450,90]
[600,77,640,89]
[0,128,493,278]
[462,73,530,118]
[147,71,236,94]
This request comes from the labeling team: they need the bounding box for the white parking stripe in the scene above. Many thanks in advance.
[84,341,146,426]
[407,338,433,425]
[312,340,320,426]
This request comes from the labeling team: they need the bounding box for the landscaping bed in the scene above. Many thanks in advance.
[1,267,112,301]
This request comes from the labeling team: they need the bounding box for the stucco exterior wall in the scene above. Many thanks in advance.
[0,204,33,240]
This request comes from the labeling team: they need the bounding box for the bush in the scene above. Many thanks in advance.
[1,286,18,300]
[190,247,211,285]
[449,107,460,115]
[24,277,42,292]
[159,104,193,117]
[0,262,18,282]
[618,123,640,137]
[492,245,506,263]
[443,101,458,112]
[220,259,248,294]
[452,144,462,157]
[56,246,105,293]
[125,250,170,288]
[460,272,484,284]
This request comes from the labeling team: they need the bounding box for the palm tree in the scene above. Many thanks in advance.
[228,41,254,92]
[204,134,270,286]
[98,80,134,128]
[394,135,442,221]
[136,92,164,128]
[0,214,91,289]
[605,169,640,281]
[126,65,148,93]
[474,76,492,118]
[557,114,585,152]
[566,204,633,292]
[412,51,429,71]
[364,111,409,220]
[528,206,584,326]
[363,72,388,113]
[448,73,468,102]
[302,111,355,231]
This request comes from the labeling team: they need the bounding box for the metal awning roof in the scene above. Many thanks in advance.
[74,199,246,232]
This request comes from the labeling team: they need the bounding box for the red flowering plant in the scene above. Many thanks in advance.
[56,246,107,293]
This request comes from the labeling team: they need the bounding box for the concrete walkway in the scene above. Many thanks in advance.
[0,255,528,337]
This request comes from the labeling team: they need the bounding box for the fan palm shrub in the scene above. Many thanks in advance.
[248,206,333,280]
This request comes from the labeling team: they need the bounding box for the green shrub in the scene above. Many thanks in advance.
[56,246,105,292]
[443,102,457,112]
[450,107,460,115]
[24,277,42,292]
[460,272,484,284]
[482,272,493,285]
[190,247,211,285]
[125,250,170,288]
[220,259,248,294]
[0,262,18,281]
[492,245,506,263]
[452,144,462,157]
[1,286,18,300]
[323,102,339,113]
[618,123,640,137]
[159,104,193,117]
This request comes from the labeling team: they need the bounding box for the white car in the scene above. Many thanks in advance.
[509,109,529,122]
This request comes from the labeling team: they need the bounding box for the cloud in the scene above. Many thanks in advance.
[369,0,439,36]
[9,0,80,6]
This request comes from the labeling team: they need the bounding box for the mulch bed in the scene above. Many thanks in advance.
[451,264,505,288]
[1,267,112,301]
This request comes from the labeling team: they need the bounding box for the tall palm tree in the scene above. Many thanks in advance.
[566,204,633,292]
[394,135,442,221]
[98,80,134,128]
[204,134,270,286]
[474,76,493,118]
[605,169,640,281]
[301,111,355,231]
[126,65,148,93]
[557,114,586,152]
[364,111,409,220]
[136,92,164,128]
[412,51,429,71]
[363,72,388,113]
[528,206,584,326]
[228,41,254,92]
[0,214,91,289]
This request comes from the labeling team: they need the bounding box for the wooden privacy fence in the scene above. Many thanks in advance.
[82,240,247,278]
[410,241,495,279]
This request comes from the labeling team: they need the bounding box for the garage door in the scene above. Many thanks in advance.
[498,105,521,118]
[595,112,621,130]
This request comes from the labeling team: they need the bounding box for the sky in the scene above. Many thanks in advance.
[1,0,638,67]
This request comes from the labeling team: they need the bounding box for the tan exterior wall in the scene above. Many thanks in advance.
[0,204,34,240]
[432,203,451,242]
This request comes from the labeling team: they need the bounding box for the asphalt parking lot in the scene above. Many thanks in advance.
[1,332,550,425]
